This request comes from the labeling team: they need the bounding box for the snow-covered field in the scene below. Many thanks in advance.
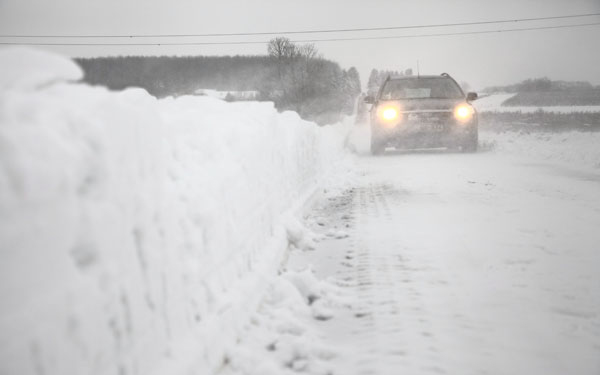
[481,130,600,170]
[0,48,351,375]
[1,47,599,375]
[474,93,600,113]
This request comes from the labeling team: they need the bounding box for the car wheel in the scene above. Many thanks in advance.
[371,140,384,155]
[370,128,385,155]
[461,129,478,153]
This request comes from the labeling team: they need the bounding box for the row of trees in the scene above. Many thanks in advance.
[76,39,362,124]
[483,77,598,93]
[366,69,413,95]
[76,55,274,98]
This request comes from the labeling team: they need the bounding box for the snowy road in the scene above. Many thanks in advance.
[287,149,600,375]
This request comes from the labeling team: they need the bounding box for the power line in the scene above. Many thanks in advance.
[0,12,599,39]
[298,22,600,43]
[0,22,598,46]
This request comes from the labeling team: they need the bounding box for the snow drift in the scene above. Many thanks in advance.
[481,130,600,169]
[0,48,351,375]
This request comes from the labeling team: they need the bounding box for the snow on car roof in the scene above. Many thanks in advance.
[388,75,451,80]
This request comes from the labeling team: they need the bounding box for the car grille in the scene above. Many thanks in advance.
[403,111,453,132]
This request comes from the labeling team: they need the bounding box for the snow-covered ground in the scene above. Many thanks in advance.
[474,93,600,113]
[347,121,600,171]
[0,47,351,375]
[472,93,517,111]
[480,131,600,170]
[224,123,600,375]
[195,89,259,100]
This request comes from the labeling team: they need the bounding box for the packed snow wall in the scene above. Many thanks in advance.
[0,48,351,375]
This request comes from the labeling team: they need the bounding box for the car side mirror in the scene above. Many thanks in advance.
[364,95,375,104]
[466,92,478,101]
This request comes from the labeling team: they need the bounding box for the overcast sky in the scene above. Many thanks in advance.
[1,0,599,90]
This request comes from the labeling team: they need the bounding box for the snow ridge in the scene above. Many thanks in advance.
[0,48,351,375]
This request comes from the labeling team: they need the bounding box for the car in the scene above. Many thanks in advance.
[364,73,479,154]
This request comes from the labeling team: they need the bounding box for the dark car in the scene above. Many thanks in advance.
[364,73,478,154]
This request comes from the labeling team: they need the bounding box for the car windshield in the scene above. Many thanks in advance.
[380,78,464,100]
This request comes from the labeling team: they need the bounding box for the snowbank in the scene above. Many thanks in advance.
[473,93,516,111]
[0,47,83,90]
[0,48,351,375]
[225,268,348,375]
[481,130,600,169]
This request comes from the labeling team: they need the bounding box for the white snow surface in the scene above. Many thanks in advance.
[347,121,600,170]
[292,152,600,375]
[474,93,600,113]
[473,93,517,111]
[0,48,352,375]
[481,130,600,170]
[195,89,259,100]
[226,123,600,375]
[194,88,229,99]
[224,268,349,375]
[0,47,83,90]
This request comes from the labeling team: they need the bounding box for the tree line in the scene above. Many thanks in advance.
[483,77,599,93]
[481,77,600,106]
[75,38,361,125]
[366,68,413,95]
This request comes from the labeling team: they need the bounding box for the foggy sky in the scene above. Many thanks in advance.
[1,0,599,90]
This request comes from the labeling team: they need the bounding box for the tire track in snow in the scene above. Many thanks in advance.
[346,184,445,375]
[287,153,600,375]
[302,183,445,374]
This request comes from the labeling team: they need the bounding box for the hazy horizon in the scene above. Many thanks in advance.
[1,0,599,91]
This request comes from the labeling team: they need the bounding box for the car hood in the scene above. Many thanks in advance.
[379,98,466,112]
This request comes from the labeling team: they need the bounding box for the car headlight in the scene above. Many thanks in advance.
[382,107,398,120]
[454,104,474,121]
[377,106,401,126]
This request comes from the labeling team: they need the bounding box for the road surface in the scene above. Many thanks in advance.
[287,147,600,375]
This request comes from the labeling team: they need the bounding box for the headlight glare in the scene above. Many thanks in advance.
[454,105,474,120]
[382,107,398,121]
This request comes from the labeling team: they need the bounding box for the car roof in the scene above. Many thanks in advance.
[388,74,451,80]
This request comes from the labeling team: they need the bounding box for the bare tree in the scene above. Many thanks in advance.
[265,38,359,123]
[297,43,318,60]
[268,38,295,62]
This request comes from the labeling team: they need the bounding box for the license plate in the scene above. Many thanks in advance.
[407,123,445,132]
[408,113,440,121]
